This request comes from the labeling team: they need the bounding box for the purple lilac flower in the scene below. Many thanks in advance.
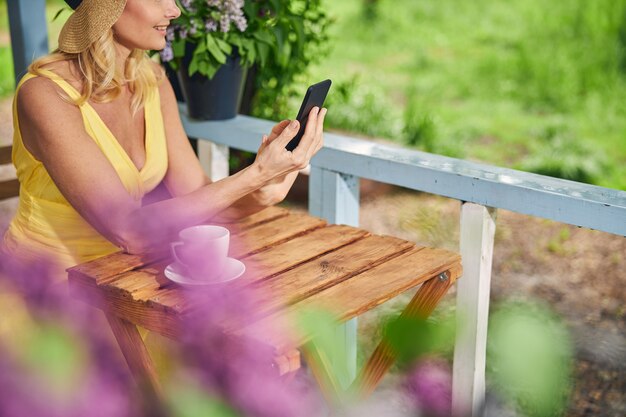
[0,254,140,417]
[220,14,230,33]
[179,27,189,39]
[203,0,247,33]
[0,245,323,417]
[176,285,323,417]
[205,19,218,32]
[160,43,174,62]
[233,14,247,32]
[166,25,176,42]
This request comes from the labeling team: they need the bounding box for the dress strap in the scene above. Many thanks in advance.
[32,68,84,101]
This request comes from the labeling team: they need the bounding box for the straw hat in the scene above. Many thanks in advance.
[58,0,127,53]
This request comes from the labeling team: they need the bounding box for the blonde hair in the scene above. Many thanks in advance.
[29,29,164,115]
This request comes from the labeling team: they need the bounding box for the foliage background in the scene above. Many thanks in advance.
[280,0,626,190]
[1,0,624,190]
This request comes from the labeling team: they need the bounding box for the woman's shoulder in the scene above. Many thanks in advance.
[17,62,81,122]
[21,60,82,95]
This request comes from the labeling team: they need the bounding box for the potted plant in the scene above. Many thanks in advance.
[239,0,331,119]
[160,0,275,120]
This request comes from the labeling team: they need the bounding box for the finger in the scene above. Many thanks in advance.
[274,119,301,147]
[310,108,327,155]
[268,120,291,141]
[272,119,290,133]
[301,107,323,160]
[315,108,327,138]
[294,107,320,156]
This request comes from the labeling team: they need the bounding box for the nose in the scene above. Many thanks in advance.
[165,0,181,19]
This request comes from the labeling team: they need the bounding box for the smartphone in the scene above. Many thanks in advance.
[285,79,332,151]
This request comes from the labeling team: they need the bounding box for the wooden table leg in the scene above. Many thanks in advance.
[350,269,457,398]
[302,341,344,406]
[105,313,165,411]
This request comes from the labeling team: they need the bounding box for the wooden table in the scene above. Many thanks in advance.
[68,206,461,404]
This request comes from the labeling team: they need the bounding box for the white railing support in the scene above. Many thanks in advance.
[453,202,497,417]
[309,165,360,388]
[197,140,229,181]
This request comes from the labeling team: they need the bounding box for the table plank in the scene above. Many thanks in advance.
[214,206,290,234]
[239,247,462,352]
[231,213,327,258]
[249,234,416,315]
[66,207,291,286]
[109,270,163,300]
[68,251,166,286]
[69,275,184,339]
[240,225,369,282]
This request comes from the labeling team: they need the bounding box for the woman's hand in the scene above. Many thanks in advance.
[214,108,326,221]
[252,107,326,183]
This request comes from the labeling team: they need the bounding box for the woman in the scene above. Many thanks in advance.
[1,0,326,277]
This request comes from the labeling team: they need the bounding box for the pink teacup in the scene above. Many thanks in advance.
[171,225,230,282]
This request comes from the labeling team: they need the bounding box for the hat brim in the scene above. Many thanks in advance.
[58,0,127,53]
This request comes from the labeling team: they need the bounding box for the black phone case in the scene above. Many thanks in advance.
[285,79,332,151]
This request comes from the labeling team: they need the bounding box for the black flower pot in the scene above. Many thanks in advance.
[163,61,186,102]
[177,45,248,120]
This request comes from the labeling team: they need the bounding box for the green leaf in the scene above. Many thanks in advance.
[274,26,285,50]
[172,39,186,58]
[257,43,270,67]
[296,308,350,388]
[384,316,435,367]
[292,17,306,52]
[270,0,281,13]
[253,30,274,45]
[278,41,291,68]
[194,38,207,54]
[52,7,70,22]
[188,56,199,76]
[169,382,240,417]
[206,35,227,64]
[198,60,208,75]
[205,65,219,79]
[215,38,233,55]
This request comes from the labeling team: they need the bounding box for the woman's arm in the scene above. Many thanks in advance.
[17,76,325,254]
[158,79,315,221]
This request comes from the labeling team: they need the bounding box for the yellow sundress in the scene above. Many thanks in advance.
[2,68,168,277]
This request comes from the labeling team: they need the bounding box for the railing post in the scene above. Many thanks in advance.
[309,165,360,388]
[197,140,229,181]
[453,202,497,417]
[7,0,48,85]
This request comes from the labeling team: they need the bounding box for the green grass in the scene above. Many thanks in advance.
[303,0,626,190]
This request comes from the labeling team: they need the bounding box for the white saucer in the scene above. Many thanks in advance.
[164,258,245,288]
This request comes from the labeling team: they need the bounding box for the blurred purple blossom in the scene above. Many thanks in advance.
[166,26,176,42]
[0,251,323,417]
[178,0,248,35]
[404,358,453,417]
[0,254,141,417]
[176,286,323,417]
[205,19,218,32]
[160,43,174,62]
